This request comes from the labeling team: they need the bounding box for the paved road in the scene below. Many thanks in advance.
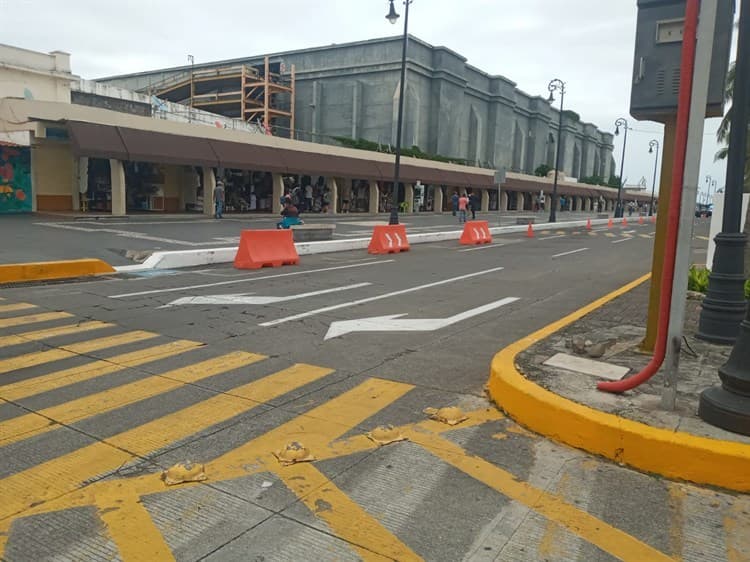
[3,210,604,266]
[1,219,746,562]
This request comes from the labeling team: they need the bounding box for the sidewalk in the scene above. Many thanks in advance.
[488,275,750,492]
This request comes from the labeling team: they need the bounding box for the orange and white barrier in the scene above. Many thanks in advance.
[234,230,300,269]
[459,220,492,245]
[368,224,410,254]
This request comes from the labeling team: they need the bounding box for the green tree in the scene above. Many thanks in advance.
[534,164,551,177]
[714,61,750,278]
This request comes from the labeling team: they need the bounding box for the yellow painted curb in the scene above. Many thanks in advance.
[488,273,750,492]
[0,259,116,284]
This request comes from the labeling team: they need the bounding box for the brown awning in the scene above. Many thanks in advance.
[68,121,128,160]
[209,139,288,172]
[117,127,219,167]
[280,150,384,180]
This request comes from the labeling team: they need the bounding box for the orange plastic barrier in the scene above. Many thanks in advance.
[460,220,492,245]
[368,224,410,254]
[234,230,300,269]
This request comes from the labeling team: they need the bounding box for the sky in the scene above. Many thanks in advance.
[2,0,738,198]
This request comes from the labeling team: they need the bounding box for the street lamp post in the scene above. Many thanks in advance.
[648,139,659,216]
[698,0,750,434]
[704,175,717,205]
[385,0,413,225]
[614,117,629,218]
[187,54,195,124]
[547,78,566,223]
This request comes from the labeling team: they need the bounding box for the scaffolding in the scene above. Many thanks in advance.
[148,56,295,138]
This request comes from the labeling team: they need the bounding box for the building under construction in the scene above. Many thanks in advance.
[141,57,295,137]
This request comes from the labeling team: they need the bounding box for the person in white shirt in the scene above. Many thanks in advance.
[304,184,313,212]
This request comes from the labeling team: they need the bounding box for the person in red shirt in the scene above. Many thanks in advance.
[458,193,469,223]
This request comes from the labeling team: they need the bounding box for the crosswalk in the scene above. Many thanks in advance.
[0,299,746,561]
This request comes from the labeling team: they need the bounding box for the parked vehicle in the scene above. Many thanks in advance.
[695,203,713,218]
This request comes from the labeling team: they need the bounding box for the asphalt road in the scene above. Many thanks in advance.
[3,210,603,266]
[1,219,744,562]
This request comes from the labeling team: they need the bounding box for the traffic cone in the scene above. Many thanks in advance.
[622,217,628,227]
[586,218,592,231]
[607,218,614,229]
[526,222,535,238]
[638,216,645,225]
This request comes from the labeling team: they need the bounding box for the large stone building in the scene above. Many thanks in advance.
[99,36,616,181]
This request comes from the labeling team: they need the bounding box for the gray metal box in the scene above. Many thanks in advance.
[630,0,735,121]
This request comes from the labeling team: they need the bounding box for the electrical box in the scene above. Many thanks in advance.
[630,0,735,121]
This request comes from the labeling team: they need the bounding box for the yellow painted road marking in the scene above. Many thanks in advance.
[0,321,112,348]
[97,490,176,562]
[408,430,674,562]
[0,340,202,401]
[0,311,73,329]
[278,462,421,561]
[0,362,333,521]
[0,331,159,375]
[0,351,266,446]
[65,378,414,562]
[605,233,616,238]
[0,303,37,314]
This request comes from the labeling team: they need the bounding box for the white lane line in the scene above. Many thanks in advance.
[259,266,506,327]
[539,234,566,241]
[551,248,589,258]
[458,243,507,253]
[110,260,394,299]
[612,238,633,244]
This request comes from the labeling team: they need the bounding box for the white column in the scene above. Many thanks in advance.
[110,159,126,216]
[405,183,414,213]
[501,191,509,211]
[203,166,216,217]
[481,189,489,212]
[272,172,284,213]
[434,186,443,213]
[329,177,339,214]
[368,181,379,214]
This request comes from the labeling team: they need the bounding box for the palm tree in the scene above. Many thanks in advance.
[714,60,750,278]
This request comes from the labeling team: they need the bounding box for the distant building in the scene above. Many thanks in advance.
[99,36,617,180]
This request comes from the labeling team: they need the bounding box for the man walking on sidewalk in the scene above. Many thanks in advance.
[214,181,225,219]
[451,191,459,216]
[469,192,479,220]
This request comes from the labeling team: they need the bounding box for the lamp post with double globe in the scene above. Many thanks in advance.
[547,78,566,223]
[614,117,629,218]
[648,139,659,216]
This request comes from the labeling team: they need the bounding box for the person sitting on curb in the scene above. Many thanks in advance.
[277,201,304,229]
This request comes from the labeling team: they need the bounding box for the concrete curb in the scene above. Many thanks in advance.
[486,273,750,492]
[115,218,610,273]
[0,259,116,284]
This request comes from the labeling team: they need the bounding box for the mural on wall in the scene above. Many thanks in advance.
[0,145,32,214]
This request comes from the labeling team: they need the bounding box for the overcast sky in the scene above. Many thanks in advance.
[3,0,738,197]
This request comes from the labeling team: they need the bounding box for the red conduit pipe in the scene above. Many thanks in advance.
[598,0,700,393]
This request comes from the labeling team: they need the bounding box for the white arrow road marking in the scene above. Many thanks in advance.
[260,266,506,327]
[324,297,520,340]
[394,232,403,246]
[160,283,372,308]
[384,233,394,247]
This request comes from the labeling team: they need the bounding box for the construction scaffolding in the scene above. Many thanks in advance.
[147,56,295,138]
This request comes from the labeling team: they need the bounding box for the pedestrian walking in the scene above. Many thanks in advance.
[469,192,479,220]
[458,193,469,223]
[305,182,313,212]
[213,181,225,219]
[451,192,459,216]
